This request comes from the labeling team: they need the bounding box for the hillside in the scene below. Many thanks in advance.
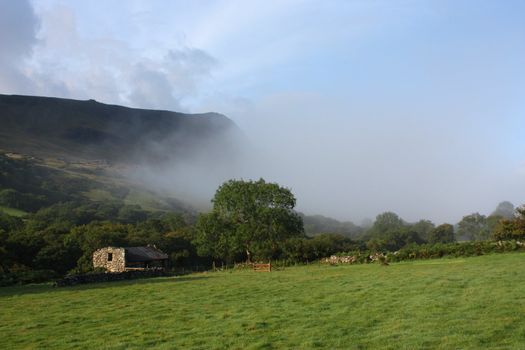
[0,153,194,215]
[0,94,363,235]
[0,94,239,163]
[0,94,244,214]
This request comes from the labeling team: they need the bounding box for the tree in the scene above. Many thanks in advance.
[385,227,424,250]
[486,215,503,238]
[428,224,455,244]
[68,222,132,272]
[456,213,490,241]
[194,212,236,262]
[493,204,525,241]
[366,227,424,251]
[491,201,515,219]
[516,205,525,219]
[194,179,304,263]
[368,212,405,237]
[411,219,435,242]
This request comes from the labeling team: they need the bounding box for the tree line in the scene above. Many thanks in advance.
[0,153,523,285]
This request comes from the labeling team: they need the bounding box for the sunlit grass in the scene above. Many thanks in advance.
[83,188,115,202]
[0,206,28,217]
[1,253,525,349]
[124,188,170,211]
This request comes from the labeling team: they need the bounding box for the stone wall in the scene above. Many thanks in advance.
[323,255,358,265]
[322,253,388,265]
[93,247,126,272]
[55,269,170,287]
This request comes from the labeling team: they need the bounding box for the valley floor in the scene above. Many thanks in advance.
[1,253,525,349]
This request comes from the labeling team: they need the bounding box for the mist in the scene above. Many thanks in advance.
[1,0,524,225]
[121,88,524,225]
[221,93,523,224]
[123,119,247,212]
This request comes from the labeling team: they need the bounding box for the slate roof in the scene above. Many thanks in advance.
[124,246,169,262]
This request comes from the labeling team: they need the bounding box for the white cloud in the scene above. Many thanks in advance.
[0,0,40,93]
[0,1,218,112]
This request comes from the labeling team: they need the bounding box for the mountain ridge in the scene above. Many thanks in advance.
[0,93,238,163]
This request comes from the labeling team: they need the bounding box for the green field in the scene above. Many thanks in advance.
[1,253,525,349]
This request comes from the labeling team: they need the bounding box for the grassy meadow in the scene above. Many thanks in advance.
[1,253,525,349]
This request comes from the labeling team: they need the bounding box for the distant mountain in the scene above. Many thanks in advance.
[0,94,239,163]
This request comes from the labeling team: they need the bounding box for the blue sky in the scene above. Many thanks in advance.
[1,0,524,222]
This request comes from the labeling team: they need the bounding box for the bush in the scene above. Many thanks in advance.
[0,269,58,286]
[325,240,525,267]
[386,240,525,263]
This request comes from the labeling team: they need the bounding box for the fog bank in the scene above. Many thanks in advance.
[212,92,524,224]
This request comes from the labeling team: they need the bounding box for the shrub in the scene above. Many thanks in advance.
[386,240,525,263]
[0,269,58,286]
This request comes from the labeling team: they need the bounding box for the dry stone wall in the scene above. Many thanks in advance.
[55,269,170,287]
[323,255,358,264]
[323,253,388,265]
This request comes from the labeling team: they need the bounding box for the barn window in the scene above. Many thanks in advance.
[108,253,113,261]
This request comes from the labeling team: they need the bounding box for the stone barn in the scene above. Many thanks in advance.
[93,246,169,273]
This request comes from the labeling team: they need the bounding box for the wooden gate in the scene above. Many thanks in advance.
[253,263,271,272]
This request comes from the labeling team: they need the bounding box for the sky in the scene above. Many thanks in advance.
[1,0,524,224]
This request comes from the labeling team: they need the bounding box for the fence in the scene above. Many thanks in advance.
[253,263,272,272]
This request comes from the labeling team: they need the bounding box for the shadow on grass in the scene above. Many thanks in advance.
[0,275,213,298]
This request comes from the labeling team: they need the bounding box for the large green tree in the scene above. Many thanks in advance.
[194,179,304,263]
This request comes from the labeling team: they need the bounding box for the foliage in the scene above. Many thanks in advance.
[456,213,491,241]
[428,223,455,244]
[492,205,525,241]
[1,152,524,286]
[367,211,405,237]
[363,212,425,251]
[410,219,435,241]
[0,189,47,212]
[386,240,525,262]
[195,179,304,262]
[0,269,58,287]
[281,233,361,262]
[0,199,199,282]
[194,212,238,263]
[493,219,525,241]
[0,155,84,212]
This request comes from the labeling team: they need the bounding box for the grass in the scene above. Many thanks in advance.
[124,188,171,211]
[0,206,28,217]
[1,253,525,349]
[83,189,115,202]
